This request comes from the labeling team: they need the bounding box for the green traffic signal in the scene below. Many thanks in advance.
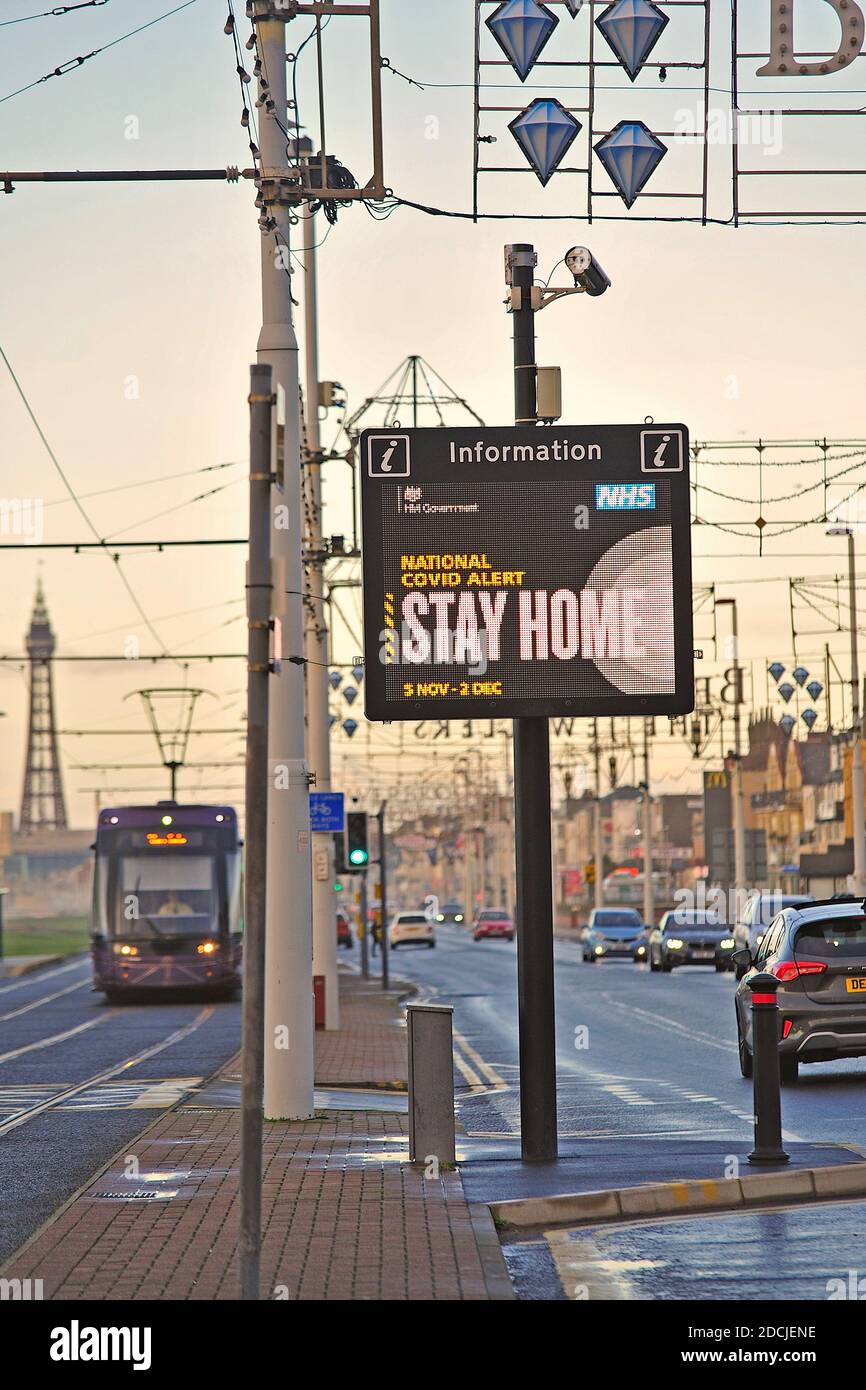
[334,880,343,893]
[346,810,369,869]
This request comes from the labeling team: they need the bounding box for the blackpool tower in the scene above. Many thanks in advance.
[19,579,67,834]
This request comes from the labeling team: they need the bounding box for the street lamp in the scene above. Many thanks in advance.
[827,524,866,894]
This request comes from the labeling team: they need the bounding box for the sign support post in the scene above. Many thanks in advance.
[509,243,558,1162]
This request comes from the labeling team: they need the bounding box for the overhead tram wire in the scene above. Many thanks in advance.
[0,342,176,659]
[1,1,109,25]
[0,0,199,106]
[40,458,245,511]
[100,478,245,542]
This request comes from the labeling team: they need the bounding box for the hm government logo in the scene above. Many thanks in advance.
[367,433,411,478]
[640,428,684,473]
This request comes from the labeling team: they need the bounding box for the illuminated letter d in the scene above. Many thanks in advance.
[758,0,864,76]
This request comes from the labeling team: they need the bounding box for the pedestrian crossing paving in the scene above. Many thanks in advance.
[0,1078,202,1115]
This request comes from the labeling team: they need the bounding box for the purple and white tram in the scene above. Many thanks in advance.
[90,804,242,1000]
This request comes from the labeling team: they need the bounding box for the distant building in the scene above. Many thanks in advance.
[19,579,67,834]
[1,582,91,917]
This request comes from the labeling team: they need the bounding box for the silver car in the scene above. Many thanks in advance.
[732,891,814,979]
[734,898,866,1085]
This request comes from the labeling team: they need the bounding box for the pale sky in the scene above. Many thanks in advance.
[1,0,865,827]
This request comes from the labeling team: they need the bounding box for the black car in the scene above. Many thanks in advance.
[436,902,465,925]
[649,909,737,972]
[734,899,866,1085]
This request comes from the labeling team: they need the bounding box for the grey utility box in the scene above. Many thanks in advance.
[406,1003,456,1166]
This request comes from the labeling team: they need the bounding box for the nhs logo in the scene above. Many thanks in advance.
[595,483,656,510]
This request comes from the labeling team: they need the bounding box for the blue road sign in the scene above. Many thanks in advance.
[309,792,345,833]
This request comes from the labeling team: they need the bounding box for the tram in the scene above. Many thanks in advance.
[90,803,242,1000]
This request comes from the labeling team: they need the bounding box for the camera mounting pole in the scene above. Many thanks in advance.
[506,242,558,1162]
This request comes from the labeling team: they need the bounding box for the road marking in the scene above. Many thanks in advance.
[0,1079,203,1114]
[601,1082,656,1107]
[453,1026,509,1091]
[0,976,90,1022]
[0,1006,214,1136]
[0,1014,111,1065]
[131,1078,203,1109]
[0,956,89,997]
[597,997,737,1054]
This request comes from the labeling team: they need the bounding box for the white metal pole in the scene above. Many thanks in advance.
[258,16,314,1120]
[302,203,339,1028]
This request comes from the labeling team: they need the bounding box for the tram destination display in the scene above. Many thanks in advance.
[360,424,694,721]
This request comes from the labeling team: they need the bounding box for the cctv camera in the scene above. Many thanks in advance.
[564,246,611,297]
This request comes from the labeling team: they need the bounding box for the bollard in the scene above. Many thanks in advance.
[407,1003,456,1166]
[746,971,789,1165]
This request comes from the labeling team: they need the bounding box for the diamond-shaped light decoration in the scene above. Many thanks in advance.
[328,670,342,690]
[801,708,818,731]
[792,665,809,687]
[486,0,559,82]
[352,661,364,684]
[509,97,582,185]
[343,685,358,706]
[769,661,785,683]
[779,714,796,736]
[594,120,667,208]
[806,680,823,701]
[778,682,795,704]
[564,0,586,14]
[343,718,358,739]
[596,0,669,81]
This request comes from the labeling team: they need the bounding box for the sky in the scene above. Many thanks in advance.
[1,0,866,828]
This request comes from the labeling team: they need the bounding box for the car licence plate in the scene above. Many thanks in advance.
[693,950,714,960]
[845,977,866,993]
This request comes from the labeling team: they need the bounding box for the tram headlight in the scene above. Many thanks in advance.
[197,940,218,955]
[113,943,139,956]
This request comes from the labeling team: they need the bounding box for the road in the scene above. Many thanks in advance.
[388,923,866,1149]
[386,922,866,1300]
[0,955,240,1263]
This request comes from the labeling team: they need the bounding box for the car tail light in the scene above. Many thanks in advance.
[782,1019,793,1039]
[773,959,827,983]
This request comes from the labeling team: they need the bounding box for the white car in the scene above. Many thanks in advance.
[389,911,436,950]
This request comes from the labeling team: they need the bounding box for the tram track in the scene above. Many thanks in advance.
[0,1003,214,1138]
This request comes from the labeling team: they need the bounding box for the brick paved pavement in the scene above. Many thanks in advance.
[2,973,512,1300]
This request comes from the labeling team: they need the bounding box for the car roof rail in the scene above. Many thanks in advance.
[789,894,864,912]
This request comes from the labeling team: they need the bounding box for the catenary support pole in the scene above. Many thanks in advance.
[717,597,746,895]
[507,243,558,1163]
[592,719,603,909]
[239,363,273,1302]
[847,531,866,894]
[730,601,747,896]
[302,196,339,1028]
[258,14,315,1121]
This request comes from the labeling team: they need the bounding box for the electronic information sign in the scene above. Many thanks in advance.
[360,424,694,721]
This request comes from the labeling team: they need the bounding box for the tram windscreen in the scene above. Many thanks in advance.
[116,855,216,938]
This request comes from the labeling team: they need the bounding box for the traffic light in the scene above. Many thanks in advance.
[333,831,347,878]
[346,811,369,868]
[585,861,596,885]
